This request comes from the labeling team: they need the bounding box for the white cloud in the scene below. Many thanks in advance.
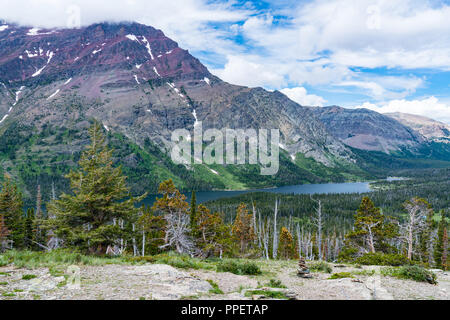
[212,55,287,88]
[0,0,250,60]
[279,87,326,107]
[354,97,450,124]
[1,0,449,104]
[336,76,424,100]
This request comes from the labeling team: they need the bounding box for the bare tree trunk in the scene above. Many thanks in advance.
[272,199,279,260]
[132,223,137,257]
[311,196,324,260]
[142,228,145,257]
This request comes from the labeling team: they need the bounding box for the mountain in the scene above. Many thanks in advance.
[0,21,363,202]
[385,112,450,143]
[309,106,425,153]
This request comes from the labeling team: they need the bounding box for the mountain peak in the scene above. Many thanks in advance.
[0,21,210,86]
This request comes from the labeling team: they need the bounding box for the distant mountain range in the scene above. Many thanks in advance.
[0,21,449,203]
[385,112,450,143]
[309,106,425,153]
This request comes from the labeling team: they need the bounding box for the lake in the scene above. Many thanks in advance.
[142,181,372,206]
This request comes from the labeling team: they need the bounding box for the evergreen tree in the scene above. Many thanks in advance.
[195,204,232,258]
[278,227,294,260]
[232,203,255,255]
[46,121,146,254]
[0,176,24,249]
[433,210,447,268]
[343,197,396,257]
[433,211,447,269]
[419,201,435,265]
[152,179,194,254]
[0,214,10,251]
[190,190,198,237]
[442,227,448,271]
[138,205,166,256]
[23,208,35,249]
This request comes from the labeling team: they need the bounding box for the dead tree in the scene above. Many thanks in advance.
[401,199,428,260]
[160,209,196,256]
[272,199,280,259]
[311,196,324,260]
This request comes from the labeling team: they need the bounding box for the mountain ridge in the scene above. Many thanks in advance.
[0,21,365,203]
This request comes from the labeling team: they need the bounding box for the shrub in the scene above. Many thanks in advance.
[2,292,15,297]
[352,269,376,276]
[0,255,9,267]
[328,272,353,279]
[243,290,288,299]
[354,253,409,266]
[207,280,224,294]
[22,274,37,280]
[266,279,287,288]
[309,261,333,273]
[382,265,437,284]
[216,260,262,275]
[130,252,215,270]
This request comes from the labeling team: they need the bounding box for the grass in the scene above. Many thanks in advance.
[309,261,333,273]
[328,272,354,279]
[0,281,7,285]
[0,255,8,267]
[0,249,135,269]
[129,252,215,270]
[381,265,437,284]
[266,279,287,288]
[352,269,376,276]
[216,260,262,275]
[22,274,37,280]
[207,280,224,294]
[244,290,289,300]
[2,292,16,297]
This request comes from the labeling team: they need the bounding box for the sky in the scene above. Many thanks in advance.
[1,0,450,123]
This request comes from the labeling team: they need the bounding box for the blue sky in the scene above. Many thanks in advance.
[2,0,450,123]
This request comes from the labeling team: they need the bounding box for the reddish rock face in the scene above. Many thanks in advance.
[0,22,210,85]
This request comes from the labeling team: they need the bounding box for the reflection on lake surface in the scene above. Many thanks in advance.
[142,181,372,206]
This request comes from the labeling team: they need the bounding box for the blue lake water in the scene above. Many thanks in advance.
[142,181,372,206]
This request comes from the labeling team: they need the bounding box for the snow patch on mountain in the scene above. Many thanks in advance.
[47,89,60,100]
[141,37,155,60]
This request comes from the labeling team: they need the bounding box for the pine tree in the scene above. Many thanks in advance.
[343,197,395,256]
[232,203,255,255]
[137,205,166,256]
[0,214,10,251]
[278,227,294,260]
[152,179,194,255]
[190,190,198,237]
[433,211,447,269]
[195,204,231,258]
[442,227,447,271]
[419,202,435,265]
[23,208,35,249]
[33,184,46,250]
[0,176,24,249]
[46,121,146,254]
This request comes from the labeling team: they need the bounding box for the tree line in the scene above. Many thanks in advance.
[0,122,447,270]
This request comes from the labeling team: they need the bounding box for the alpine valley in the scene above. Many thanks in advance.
[0,21,449,204]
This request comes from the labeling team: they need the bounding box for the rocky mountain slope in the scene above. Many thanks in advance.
[0,21,360,201]
[386,112,450,143]
[309,106,425,153]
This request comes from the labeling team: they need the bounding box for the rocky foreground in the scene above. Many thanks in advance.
[0,261,448,300]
